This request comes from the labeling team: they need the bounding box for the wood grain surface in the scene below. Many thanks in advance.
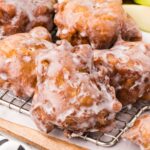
[0,118,87,150]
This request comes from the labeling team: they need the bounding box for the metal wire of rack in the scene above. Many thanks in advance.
[0,89,150,147]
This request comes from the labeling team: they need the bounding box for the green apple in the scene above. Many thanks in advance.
[134,0,150,6]
[123,5,150,32]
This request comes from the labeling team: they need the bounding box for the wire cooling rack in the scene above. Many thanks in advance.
[0,89,150,147]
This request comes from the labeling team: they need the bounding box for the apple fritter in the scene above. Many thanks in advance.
[31,40,122,134]
[123,114,150,150]
[0,27,52,99]
[94,40,150,105]
[54,0,141,49]
[0,0,56,37]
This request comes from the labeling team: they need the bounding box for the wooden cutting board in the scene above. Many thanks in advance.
[0,118,87,150]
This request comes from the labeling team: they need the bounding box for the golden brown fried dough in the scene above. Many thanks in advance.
[54,0,141,49]
[31,40,122,134]
[0,0,56,37]
[123,114,150,150]
[0,27,52,99]
[94,40,150,105]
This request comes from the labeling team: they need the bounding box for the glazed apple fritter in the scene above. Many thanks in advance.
[0,0,56,37]
[54,0,141,49]
[31,40,122,134]
[94,40,150,105]
[0,27,52,99]
[123,114,150,150]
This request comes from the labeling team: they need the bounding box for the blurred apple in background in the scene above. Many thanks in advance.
[123,0,150,32]
[134,0,150,5]
[123,0,150,5]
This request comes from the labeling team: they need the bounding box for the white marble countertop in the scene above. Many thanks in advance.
[0,32,150,150]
